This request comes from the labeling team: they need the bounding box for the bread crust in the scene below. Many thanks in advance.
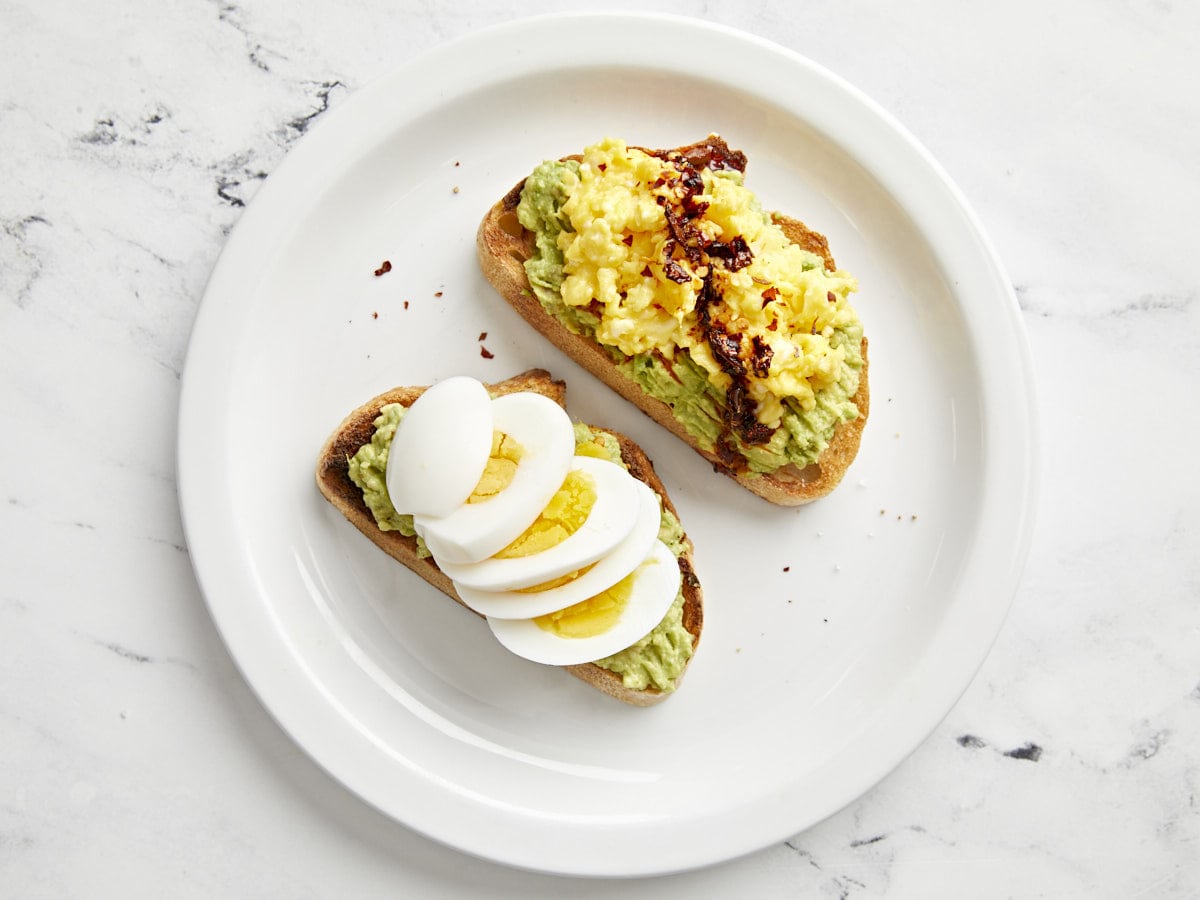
[315,369,702,706]
[476,144,869,506]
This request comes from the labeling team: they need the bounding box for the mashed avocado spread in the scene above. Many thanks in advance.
[517,139,864,475]
[347,409,693,693]
[347,404,428,554]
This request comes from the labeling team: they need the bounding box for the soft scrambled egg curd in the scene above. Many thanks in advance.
[556,137,860,428]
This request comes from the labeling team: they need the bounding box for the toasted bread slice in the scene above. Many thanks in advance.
[476,140,869,506]
[315,369,703,706]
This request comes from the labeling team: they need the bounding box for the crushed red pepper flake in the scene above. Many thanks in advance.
[478,332,487,341]
[403,301,409,310]
[373,260,392,277]
[480,346,494,359]
[662,258,691,284]
[622,234,634,246]
[371,311,378,319]
[434,291,443,298]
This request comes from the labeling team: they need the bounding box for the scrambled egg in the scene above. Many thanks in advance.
[556,137,860,428]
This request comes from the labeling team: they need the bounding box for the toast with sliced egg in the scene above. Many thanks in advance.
[477,135,869,506]
[315,369,702,706]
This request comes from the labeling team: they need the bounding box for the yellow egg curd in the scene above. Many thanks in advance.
[555,137,860,430]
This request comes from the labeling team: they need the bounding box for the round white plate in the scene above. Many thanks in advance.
[178,12,1037,877]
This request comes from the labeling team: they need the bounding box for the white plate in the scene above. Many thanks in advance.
[178,12,1037,877]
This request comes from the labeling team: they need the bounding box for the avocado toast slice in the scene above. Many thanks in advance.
[477,136,869,506]
[316,369,703,706]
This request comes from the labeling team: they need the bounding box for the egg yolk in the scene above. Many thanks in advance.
[515,561,599,593]
[492,468,596,559]
[533,569,635,639]
[467,431,523,503]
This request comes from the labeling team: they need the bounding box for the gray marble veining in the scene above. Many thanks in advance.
[2,1,1198,896]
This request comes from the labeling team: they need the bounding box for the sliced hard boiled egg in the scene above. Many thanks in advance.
[416,391,574,565]
[454,478,662,619]
[385,376,493,518]
[486,540,681,666]
[436,455,640,591]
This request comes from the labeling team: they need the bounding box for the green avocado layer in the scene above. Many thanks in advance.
[346,407,693,693]
[517,158,863,474]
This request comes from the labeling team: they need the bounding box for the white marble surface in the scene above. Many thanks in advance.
[2,0,1198,896]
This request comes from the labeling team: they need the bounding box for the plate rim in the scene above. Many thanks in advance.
[177,11,1039,877]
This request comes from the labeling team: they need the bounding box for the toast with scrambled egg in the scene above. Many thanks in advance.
[315,369,703,706]
[477,136,869,506]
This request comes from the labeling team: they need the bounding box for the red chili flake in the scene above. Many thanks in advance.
[403,301,409,309]
[827,291,837,303]
[373,260,392,277]
[750,335,774,378]
[371,311,379,319]
[454,160,460,167]
[782,566,791,572]
[708,325,744,376]
[478,332,487,341]
[434,291,443,298]
[641,265,653,278]
[622,234,634,246]
[662,259,691,284]
[480,346,494,359]
[767,319,778,332]
[597,162,607,172]
[761,286,780,307]
[726,236,753,271]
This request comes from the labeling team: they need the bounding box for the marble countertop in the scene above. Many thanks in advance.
[2,1,1197,896]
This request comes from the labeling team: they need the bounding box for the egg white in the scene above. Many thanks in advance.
[416,391,575,565]
[453,478,661,619]
[435,455,640,591]
[385,376,493,519]
[486,540,682,666]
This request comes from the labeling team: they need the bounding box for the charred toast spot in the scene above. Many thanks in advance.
[502,180,525,211]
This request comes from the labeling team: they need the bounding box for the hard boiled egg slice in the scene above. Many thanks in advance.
[436,455,640,591]
[416,391,574,565]
[486,540,681,666]
[385,376,493,518]
[454,478,661,619]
